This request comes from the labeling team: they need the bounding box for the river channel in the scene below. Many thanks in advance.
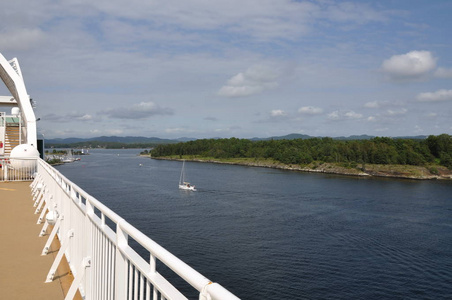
[55,149,452,299]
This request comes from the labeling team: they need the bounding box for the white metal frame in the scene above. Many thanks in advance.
[0,53,37,147]
[30,158,239,300]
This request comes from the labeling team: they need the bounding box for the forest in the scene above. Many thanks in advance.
[150,134,452,169]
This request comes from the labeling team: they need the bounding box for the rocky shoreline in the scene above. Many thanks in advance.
[150,156,452,180]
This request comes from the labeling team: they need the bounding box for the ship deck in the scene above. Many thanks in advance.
[0,181,79,299]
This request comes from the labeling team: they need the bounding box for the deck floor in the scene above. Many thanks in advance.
[0,181,74,299]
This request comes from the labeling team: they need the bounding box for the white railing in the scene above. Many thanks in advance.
[0,112,4,156]
[31,158,239,300]
[0,157,37,181]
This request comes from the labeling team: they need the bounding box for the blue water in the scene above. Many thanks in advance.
[55,149,452,299]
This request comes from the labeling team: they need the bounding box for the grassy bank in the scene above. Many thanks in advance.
[147,155,452,180]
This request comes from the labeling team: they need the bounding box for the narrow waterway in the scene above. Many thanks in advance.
[56,149,452,299]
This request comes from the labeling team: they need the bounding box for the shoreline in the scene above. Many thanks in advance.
[148,156,452,181]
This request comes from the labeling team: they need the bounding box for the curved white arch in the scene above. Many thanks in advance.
[0,53,37,147]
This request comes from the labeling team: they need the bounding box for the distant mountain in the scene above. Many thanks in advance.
[45,137,87,144]
[45,136,185,145]
[45,134,429,146]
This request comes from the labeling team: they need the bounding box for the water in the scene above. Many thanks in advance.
[55,149,452,299]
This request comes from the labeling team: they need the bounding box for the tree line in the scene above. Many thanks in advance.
[151,134,452,169]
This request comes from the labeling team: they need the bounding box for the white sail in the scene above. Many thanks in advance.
[179,160,196,191]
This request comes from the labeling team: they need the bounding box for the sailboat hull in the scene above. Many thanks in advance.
[179,184,196,191]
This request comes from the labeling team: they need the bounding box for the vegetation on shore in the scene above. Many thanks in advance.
[149,134,452,179]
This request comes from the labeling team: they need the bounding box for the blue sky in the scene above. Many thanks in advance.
[0,0,451,139]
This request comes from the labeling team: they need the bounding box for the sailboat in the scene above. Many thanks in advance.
[179,160,196,191]
[62,149,76,163]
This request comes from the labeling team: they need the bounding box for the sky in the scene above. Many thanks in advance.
[0,0,451,139]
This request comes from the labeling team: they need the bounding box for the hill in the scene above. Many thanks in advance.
[45,136,191,145]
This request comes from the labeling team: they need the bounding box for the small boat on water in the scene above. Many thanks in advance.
[179,160,196,191]
[62,149,76,163]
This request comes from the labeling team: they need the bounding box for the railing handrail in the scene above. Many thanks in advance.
[1,156,37,181]
[32,157,240,300]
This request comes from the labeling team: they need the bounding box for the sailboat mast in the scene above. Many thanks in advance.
[179,160,185,185]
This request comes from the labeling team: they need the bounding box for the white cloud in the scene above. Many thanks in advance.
[344,111,363,119]
[434,67,452,78]
[364,101,380,108]
[78,0,322,41]
[165,127,196,134]
[327,111,340,120]
[218,85,264,98]
[414,125,423,133]
[324,2,387,24]
[327,110,363,121]
[256,109,289,123]
[218,65,279,97]
[271,109,286,117]
[375,127,389,132]
[42,112,94,122]
[386,108,407,116]
[417,89,452,102]
[1,1,448,139]
[364,100,406,109]
[0,28,46,51]
[298,106,323,115]
[381,50,437,80]
[78,114,93,121]
[103,101,174,119]
[3,0,388,45]
[364,107,408,126]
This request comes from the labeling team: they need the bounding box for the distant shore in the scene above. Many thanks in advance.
[148,156,452,180]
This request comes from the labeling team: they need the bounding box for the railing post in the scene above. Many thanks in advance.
[83,197,94,299]
[115,220,129,300]
[65,256,91,300]
[4,159,7,181]
[35,191,49,214]
[37,194,52,224]
[33,184,45,206]
[42,214,62,256]
[46,229,74,282]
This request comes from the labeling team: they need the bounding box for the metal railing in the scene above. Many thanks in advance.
[30,157,240,300]
[0,112,4,156]
[0,157,37,181]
